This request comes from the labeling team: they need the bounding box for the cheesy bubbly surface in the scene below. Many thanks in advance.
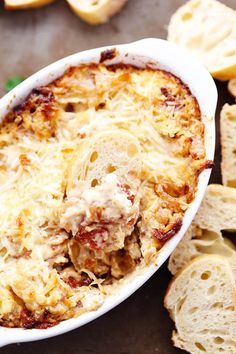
[0,61,209,328]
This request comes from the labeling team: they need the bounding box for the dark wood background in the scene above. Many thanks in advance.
[1,0,235,353]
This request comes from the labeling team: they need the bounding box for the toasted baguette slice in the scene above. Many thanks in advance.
[67,129,141,194]
[194,184,236,231]
[5,0,55,9]
[168,225,236,276]
[168,0,236,81]
[165,255,236,354]
[221,104,236,186]
[228,79,236,98]
[66,0,128,25]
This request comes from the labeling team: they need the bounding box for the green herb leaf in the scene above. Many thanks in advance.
[5,76,25,92]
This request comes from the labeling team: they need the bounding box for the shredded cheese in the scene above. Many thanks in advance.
[0,63,207,328]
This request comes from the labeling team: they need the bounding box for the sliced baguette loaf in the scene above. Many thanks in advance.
[67,129,142,194]
[168,184,236,275]
[165,255,236,354]
[221,104,236,187]
[65,0,128,25]
[168,0,236,80]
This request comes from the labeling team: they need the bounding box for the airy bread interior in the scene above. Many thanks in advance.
[168,0,236,80]
[168,225,236,277]
[165,255,236,354]
[194,184,236,232]
[67,129,142,193]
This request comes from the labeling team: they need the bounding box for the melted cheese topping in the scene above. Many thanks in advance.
[0,63,208,328]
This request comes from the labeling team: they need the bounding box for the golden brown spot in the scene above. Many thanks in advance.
[100,48,117,63]
[19,154,30,166]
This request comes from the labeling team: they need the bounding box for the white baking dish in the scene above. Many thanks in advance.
[0,38,217,347]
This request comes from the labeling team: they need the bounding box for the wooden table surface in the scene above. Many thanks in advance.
[1,0,236,353]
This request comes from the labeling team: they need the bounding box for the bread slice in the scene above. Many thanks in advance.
[165,255,236,354]
[194,184,236,231]
[67,129,142,194]
[65,0,128,25]
[228,79,236,98]
[62,130,141,275]
[168,184,236,275]
[168,225,236,276]
[168,0,236,81]
[221,104,236,187]
[62,128,141,240]
[5,0,54,9]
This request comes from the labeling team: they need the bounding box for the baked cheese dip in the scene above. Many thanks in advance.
[0,56,211,328]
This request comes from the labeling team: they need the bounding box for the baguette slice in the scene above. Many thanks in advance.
[67,129,141,194]
[221,104,236,187]
[194,184,236,231]
[168,184,236,275]
[168,0,236,81]
[168,225,236,276]
[5,0,55,9]
[165,255,236,354]
[66,0,128,25]
[228,79,236,98]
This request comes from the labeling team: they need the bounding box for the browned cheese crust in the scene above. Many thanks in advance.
[0,63,210,328]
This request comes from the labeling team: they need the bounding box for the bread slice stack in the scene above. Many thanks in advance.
[166,3,236,351]
[165,255,236,354]
[164,184,236,354]
[165,104,236,353]
[168,0,236,80]
[165,184,236,353]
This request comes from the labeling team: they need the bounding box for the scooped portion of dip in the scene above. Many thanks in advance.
[0,61,211,328]
[61,173,140,251]
[60,130,142,278]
